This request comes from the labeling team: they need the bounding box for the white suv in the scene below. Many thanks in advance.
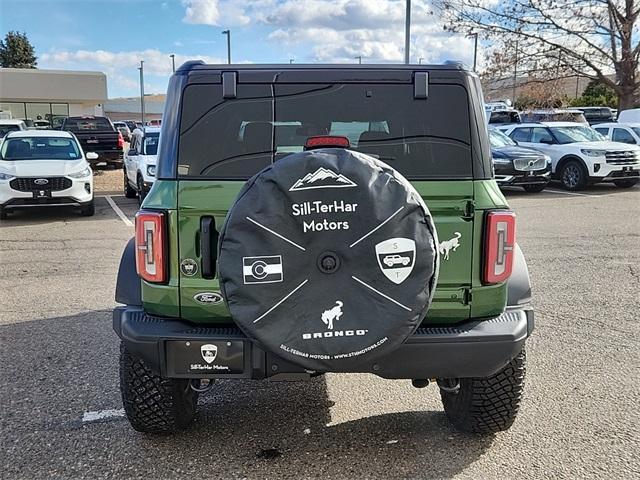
[123,127,159,203]
[499,122,640,190]
[0,130,96,219]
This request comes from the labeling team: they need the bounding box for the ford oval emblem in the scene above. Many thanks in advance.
[193,292,224,305]
[34,178,49,185]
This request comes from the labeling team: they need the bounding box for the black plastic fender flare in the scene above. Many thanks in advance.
[115,237,142,306]
[507,243,532,307]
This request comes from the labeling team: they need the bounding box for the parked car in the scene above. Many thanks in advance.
[0,130,96,219]
[617,108,640,123]
[568,107,615,125]
[520,109,588,124]
[114,62,533,435]
[488,128,550,192]
[60,116,124,168]
[123,120,138,132]
[113,122,132,142]
[486,108,521,125]
[593,123,640,145]
[0,119,27,138]
[123,127,159,203]
[499,122,640,190]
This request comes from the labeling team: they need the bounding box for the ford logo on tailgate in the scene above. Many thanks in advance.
[193,292,224,305]
[34,178,49,185]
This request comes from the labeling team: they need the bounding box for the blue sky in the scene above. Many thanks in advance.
[1,0,477,98]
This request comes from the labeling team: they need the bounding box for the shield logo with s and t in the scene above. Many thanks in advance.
[200,344,218,364]
[375,238,416,285]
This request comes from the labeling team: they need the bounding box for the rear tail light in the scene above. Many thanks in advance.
[135,210,167,283]
[483,210,516,284]
[304,135,350,150]
[117,132,124,149]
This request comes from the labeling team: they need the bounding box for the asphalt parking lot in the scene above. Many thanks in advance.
[1,172,639,479]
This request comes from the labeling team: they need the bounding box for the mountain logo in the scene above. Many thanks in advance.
[289,167,357,191]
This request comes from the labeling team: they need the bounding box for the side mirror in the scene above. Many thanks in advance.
[127,149,137,156]
[86,152,99,160]
[540,138,554,145]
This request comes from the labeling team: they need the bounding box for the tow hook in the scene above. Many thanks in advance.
[411,379,430,388]
[437,378,461,394]
[189,378,215,393]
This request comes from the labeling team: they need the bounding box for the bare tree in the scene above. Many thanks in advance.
[437,0,639,109]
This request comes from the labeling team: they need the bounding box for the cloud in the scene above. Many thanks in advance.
[181,0,251,26]
[39,49,226,95]
[178,0,473,65]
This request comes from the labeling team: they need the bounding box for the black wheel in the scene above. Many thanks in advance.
[119,342,198,433]
[124,170,137,198]
[559,160,587,191]
[522,183,547,193]
[0,207,7,220]
[137,175,147,205]
[613,178,639,188]
[80,199,95,217]
[440,348,526,434]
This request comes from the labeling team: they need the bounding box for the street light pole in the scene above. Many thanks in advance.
[289,59,294,64]
[222,30,231,64]
[404,0,411,64]
[354,56,362,64]
[138,60,145,126]
[170,54,175,73]
[418,57,424,64]
[512,39,519,103]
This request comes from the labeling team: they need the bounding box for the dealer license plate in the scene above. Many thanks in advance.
[33,190,51,199]
[166,340,244,375]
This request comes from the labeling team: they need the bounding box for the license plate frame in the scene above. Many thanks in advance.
[165,340,245,376]
[32,190,52,199]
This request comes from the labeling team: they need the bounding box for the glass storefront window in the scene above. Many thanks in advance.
[26,103,53,128]
[51,104,70,129]
[0,102,27,120]
[0,102,69,128]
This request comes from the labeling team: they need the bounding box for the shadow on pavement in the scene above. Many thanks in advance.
[1,311,493,479]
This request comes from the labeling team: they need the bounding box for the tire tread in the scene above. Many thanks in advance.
[119,342,198,433]
[441,349,526,434]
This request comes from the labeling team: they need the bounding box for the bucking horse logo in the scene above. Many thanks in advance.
[321,301,344,330]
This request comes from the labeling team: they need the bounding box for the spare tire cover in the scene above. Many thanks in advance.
[218,149,439,371]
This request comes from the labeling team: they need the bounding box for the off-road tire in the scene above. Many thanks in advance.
[613,178,639,188]
[137,175,147,205]
[522,183,547,193]
[559,160,587,191]
[124,170,137,198]
[440,348,526,434]
[80,200,95,217]
[119,342,198,433]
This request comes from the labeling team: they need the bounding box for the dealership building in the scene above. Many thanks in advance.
[0,67,107,128]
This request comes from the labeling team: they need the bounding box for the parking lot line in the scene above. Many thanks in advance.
[544,189,602,197]
[82,408,125,423]
[104,195,134,227]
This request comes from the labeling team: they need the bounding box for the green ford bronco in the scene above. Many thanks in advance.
[114,62,534,434]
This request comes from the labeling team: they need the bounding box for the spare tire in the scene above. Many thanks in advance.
[218,149,439,371]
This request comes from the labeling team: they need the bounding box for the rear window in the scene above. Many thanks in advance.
[0,125,21,137]
[1,136,81,160]
[63,117,114,131]
[489,111,520,124]
[144,133,160,155]
[178,83,472,179]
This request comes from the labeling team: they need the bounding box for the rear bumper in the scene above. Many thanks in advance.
[113,306,534,380]
[89,151,122,163]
